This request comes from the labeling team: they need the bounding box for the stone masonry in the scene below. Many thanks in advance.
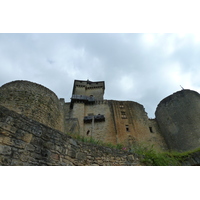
[0,105,140,166]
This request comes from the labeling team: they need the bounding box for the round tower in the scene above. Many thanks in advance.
[0,80,63,132]
[155,89,200,152]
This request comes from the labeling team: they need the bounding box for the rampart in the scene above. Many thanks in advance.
[0,105,140,166]
[0,80,64,132]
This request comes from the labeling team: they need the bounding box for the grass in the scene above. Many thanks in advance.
[67,133,124,150]
[130,143,200,166]
[67,133,200,166]
[130,144,180,166]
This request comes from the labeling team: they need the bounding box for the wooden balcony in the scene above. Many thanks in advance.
[83,114,105,123]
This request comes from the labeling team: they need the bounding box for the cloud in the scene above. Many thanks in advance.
[0,33,200,118]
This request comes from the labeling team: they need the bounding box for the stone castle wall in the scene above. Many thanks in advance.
[108,100,167,150]
[0,105,140,166]
[65,100,167,151]
[0,80,64,132]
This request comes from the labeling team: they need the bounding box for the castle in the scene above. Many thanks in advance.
[1,79,200,154]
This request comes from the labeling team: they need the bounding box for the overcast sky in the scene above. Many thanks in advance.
[1,33,200,118]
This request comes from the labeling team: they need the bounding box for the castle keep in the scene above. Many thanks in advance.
[1,79,200,156]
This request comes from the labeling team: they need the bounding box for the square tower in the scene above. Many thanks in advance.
[70,79,105,108]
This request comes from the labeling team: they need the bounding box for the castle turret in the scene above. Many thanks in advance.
[0,80,64,132]
[155,89,200,152]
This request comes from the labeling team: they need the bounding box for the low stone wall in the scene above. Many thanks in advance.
[0,105,140,166]
[181,151,200,166]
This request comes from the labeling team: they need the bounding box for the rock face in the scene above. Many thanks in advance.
[0,80,64,132]
[155,89,200,152]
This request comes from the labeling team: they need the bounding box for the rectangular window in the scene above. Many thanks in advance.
[126,125,130,132]
[149,127,153,133]
[121,111,127,119]
[119,103,124,109]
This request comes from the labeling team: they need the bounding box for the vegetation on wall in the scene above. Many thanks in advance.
[68,133,200,166]
[130,143,200,166]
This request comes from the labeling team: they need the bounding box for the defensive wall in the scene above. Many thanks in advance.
[0,105,140,166]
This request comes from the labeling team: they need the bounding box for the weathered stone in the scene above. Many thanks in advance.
[51,153,60,161]
[127,155,135,162]
[2,137,12,145]
[11,159,24,166]
[41,149,51,158]
[12,139,26,149]
[20,154,29,162]
[0,127,10,136]
[76,152,86,160]
[0,145,12,155]
[69,138,77,146]
[68,150,76,158]
[25,144,35,151]
[43,141,54,150]
[55,145,63,153]
[22,133,32,143]
[0,156,11,165]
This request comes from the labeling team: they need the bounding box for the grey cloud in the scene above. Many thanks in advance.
[1,33,200,118]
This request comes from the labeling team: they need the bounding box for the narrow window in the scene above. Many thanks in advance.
[149,127,153,133]
[126,125,130,132]
[119,103,124,109]
[121,111,127,119]
[87,130,90,135]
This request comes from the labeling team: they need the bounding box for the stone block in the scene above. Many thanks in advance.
[12,139,26,149]
[41,149,51,158]
[76,152,86,160]
[34,145,42,153]
[69,138,77,146]
[51,153,60,161]
[31,152,42,160]
[43,141,54,150]
[25,144,35,151]
[0,145,12,155]
[11,159,24,166]
[2,137,12,145]
[68,149,76,158]
[15,129,25,139]
[55,145,63,153]
[20,154,29,162]
[0,127,10,136]
[22,133,33,143]
[127,155,135,162]
[0,156,12,165]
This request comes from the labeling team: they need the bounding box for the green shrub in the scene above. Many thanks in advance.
[131,143,181,166]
